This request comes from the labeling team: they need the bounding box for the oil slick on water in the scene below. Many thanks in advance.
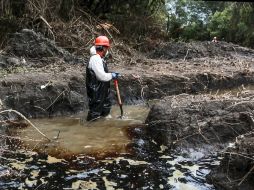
[2,105,221,189]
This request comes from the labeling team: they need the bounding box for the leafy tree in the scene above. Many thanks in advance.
[80,0,166,18]
[208,6,232,40]
[166,0,212,41]
[208,2,254,47]
[165,0,254,48]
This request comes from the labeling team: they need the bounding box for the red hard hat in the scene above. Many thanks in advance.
[94,36,110,47]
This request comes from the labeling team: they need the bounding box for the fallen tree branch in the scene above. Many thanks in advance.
[224,151,254,161]
[39,15,55,41]
[46,90,66,110]
[39,15,52,29]
[238,165,254,186]
[0,109,51,141]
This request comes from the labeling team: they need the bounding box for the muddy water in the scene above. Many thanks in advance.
[2,104,221,189]
[16,105,150,157]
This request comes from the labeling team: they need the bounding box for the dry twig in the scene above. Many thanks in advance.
[183,49,190,61]
[224,151,254,161]
[46,90,67,110]
[0,109,50,141]
[39,15,55,41]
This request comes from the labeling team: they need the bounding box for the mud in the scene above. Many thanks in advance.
[145,92,254,152]
[2,64,254,118]
[0,70,86,118]
[7,29,75,62]
[207,131,254,190]
[137,91,254,190]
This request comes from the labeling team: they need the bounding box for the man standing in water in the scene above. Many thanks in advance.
[86,36,119,121]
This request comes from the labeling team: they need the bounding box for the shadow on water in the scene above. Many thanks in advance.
[1,104,222,189]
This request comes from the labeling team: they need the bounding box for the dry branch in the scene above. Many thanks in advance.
[0,109,51,141]
[238,165,254,186]
[224,151,254,161]
[39,15,55,41]
[46,89,67,110]
[183,49,190,61]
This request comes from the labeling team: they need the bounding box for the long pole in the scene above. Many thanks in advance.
[114,79,123,118]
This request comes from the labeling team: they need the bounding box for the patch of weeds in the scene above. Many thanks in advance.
[0,67,32,77]
[0,69,8,77]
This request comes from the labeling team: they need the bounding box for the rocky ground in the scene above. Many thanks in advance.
[1,29,254,189]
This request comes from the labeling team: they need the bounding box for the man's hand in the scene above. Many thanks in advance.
[112,72,120,79]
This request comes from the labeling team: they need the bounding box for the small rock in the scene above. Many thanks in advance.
[7,57,20,66]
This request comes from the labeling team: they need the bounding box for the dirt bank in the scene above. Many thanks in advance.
[133,91,254,189]
[147,41,254,60]
[1,30,254,118]
[145,92,254,152]
[2,57,254,118]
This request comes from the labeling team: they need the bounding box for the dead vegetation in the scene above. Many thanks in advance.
[0,0,123,57]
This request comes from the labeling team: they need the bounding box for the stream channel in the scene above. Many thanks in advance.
[1,104,224,189]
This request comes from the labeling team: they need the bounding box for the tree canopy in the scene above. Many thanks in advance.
[0,0,253,48]
[166,0,254,48]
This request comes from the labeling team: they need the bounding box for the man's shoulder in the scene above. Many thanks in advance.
[89,54,103,68]
[90,54,101,60]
